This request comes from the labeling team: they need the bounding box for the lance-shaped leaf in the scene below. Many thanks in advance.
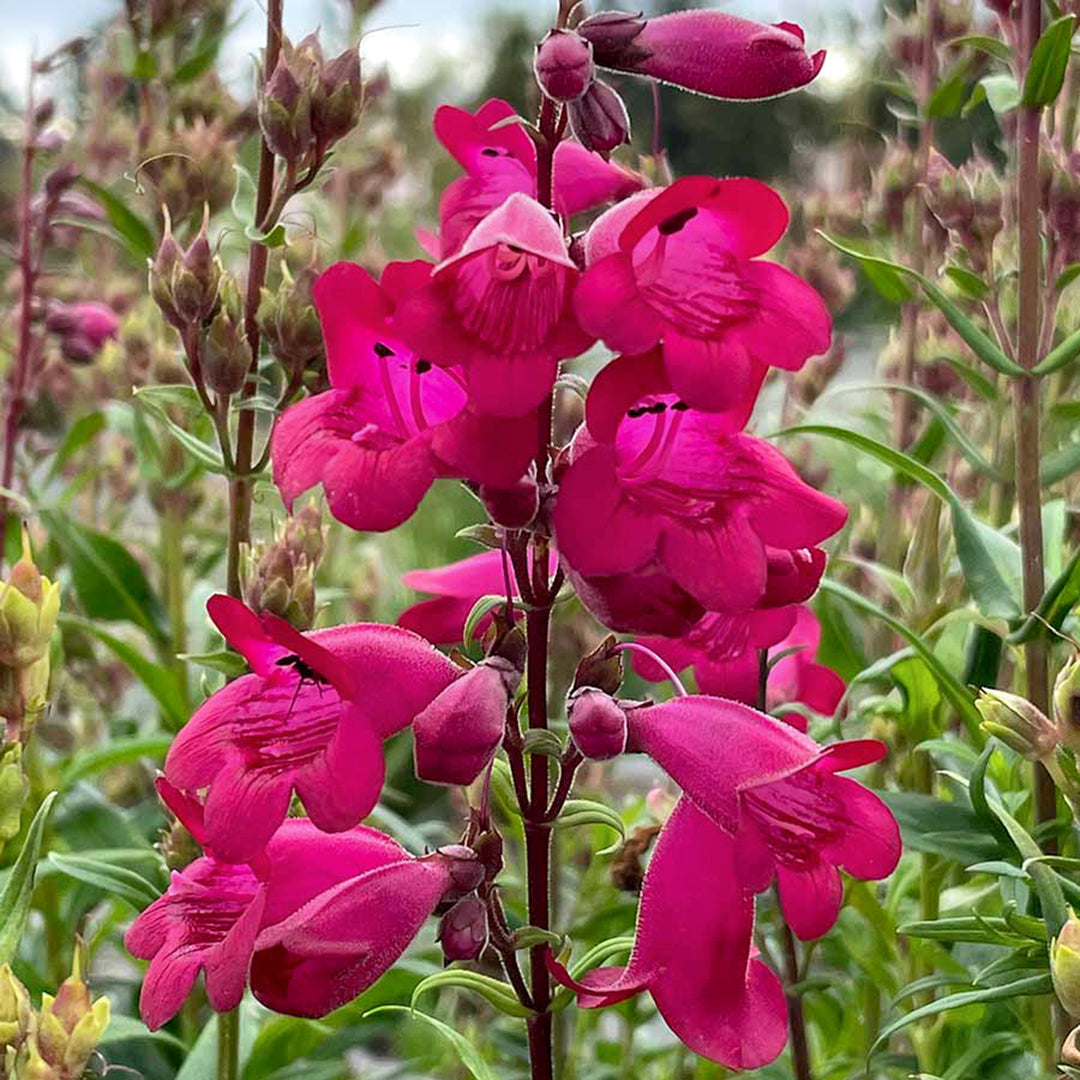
[1021,15,1077,107]
[0,793,56,965]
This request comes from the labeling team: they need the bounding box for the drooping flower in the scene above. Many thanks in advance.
[272,261,537,533]
[125,818,419,1030]
[251,844,484,1017]
[164,595,460,862]
[398,194,594,418]
[577,10,825,101]
[626,696,901,940]
[552,357,846,635]
[574,177,831,412]
[432,98,643,258]
[633,604,845,725]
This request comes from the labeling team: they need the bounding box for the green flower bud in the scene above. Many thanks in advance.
[170,207,221,325]
[0,966,32,1057]
[313,48,362,145]
[201,275,248,397]
[257,264,324,372]
[1054,653,1080,752]
[35,945,110,1078]
[0,745,28,847]
[0,527,60,672]
[20,1036,59,1080]
[240,506,325,630]
[1054,911,1080,1017]
[976,688,1059,761]
[259,56,313,161]
[284,502,325,564]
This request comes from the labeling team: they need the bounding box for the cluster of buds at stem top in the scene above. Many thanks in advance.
[923,152,1003,274]
[259,33,362,166]
[240,503,326,631]
[0,946,109,1080]
[256,262,324,376]
[148,206,222,331]
[975,688,1060,762]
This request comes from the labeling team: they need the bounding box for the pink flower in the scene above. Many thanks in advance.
[126,818,404,1030]
[574,177,831,412]
[164,595,460,863]
[397,194,594,418]
[578,10,825,101]
[634,604,845,725]
[552,358,846,635]
[551,698,899,1068]
[273,261,537,532]
[251,844,484,1017]
[433,98,643,258]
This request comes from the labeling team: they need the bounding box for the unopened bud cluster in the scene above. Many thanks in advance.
[923,152,1003,274]
[976,688,1059,761]
[241,503,326,630]
[256,262,324,374]
[148,207,222,332]
[0,950,108,1080]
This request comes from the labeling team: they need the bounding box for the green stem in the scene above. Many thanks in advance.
[217,1008,240,1080]
[160,498,190,712]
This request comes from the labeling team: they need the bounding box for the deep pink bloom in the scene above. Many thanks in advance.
[273,261,536,532]
[634,604,845,725]
[627,696,901,939]
[251,844,484,1017]
[164,595,460,863]
[125,819,403,1030]
[433,98,643,257]
[574,177,831,412]
[548,797,787,1069]
[397,194,593,418]
[578,10,825,101]
[552,360,846,634]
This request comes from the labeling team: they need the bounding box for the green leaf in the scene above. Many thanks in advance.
[244,222,287,247]
[1007,546,1080,643]
[980,72,1022,113]
[363,1006,496,1080]
[555,798,626,854]
[131,49,158,80]
[778,427,1019,619]
[410,970,533,1018]
[462,594,506,647]
[47,851,161,908]
[232,164,257,230]
[944,265,990,300]
[880,790,1001,862]
[179,649,247,677]
[59,614,186,727]
[521,729,564,757]
[455,524,501,550]
[176,1001,259,1080]
[1041,439,1080,485]
[58,734,174,791]
[1034,324,1080,375]
[1056,263,1080,291]
[134,389,226,473]
[869,974,1052,1057]
[1022,15,1077,106]
[820,581,984,735]
[0,794,56,966]
[948,35,1013,61]
[77,179,155,262]
[242,1016,331,1080]
[45,412,106,483]
[819,232,1025,377]
[927,61,972,117]
[100,1013,187,1051]
[41,509,168,641]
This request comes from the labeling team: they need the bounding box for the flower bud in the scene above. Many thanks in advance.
[1064,1022,1080,1067]
[201,275,248,396]
[313,48,362,146]
[241,506,325,630]
[1054,653,1080,752]
[43,163,78,200]
[0,526,60,673]
[471,830,504,883]
[477,476,538,529]
[148,210,184,329]
[568,687,627,760]
[0,965,31,1056]
[1054,911,1080,1017]
[284,503,326,565]
[170,209,221,325]
[568,79,630,154]
[976,688,1059,761]
[0,745,28,847]
[260,57,313,161]
[34,944,110,1079]
[577,11,648,59]
[572,635,623,696]
[414,660,518,787]
[924,150,974,233]
[257,264,324,372]
[534,30,595,103]
[435,844,486,896]
[437,895,489,963]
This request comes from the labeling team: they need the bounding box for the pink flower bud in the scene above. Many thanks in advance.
[534,29,595,103]
[437,895,489,962]
[413,659,518,786]
[478,475,539,528]
[568,687,628,760]
[435,844,486,896]
[568,79,631,154]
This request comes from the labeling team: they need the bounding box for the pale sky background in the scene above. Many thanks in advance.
[2,0,877,103]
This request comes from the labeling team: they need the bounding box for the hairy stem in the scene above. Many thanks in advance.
[1013,0,1056,852]
[226,0,284,600]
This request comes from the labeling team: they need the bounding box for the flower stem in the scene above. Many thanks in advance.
[217,1008,240,1080]
[1013,0,1057,852]
[226,0,284,600]
[758,651,813,1080]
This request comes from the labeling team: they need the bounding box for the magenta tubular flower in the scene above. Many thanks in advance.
[634,604,845,725]
[251,845,484,1017]
[164,595,460,863]
[397,194,594,418]
[627,696,901,940]
[433,98,643,257]
[552,360,846,635]
[125,819,418,1030]
[549,798,787,1069]
[272,261,537,533]
[574,177,831,412]
[578,9,825,101]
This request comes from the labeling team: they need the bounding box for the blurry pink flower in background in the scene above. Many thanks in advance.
[45,300,119,363]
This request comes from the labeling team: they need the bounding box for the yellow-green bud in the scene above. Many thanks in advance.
[35,946,110,1078]
[1054,911,1080,1017]
[20,1035,60,1080]
[1055,653,1080,752]
[0,746,28,847]
[0,966,31,1056]
[0,527,60,671]
[975,688,1059,761]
